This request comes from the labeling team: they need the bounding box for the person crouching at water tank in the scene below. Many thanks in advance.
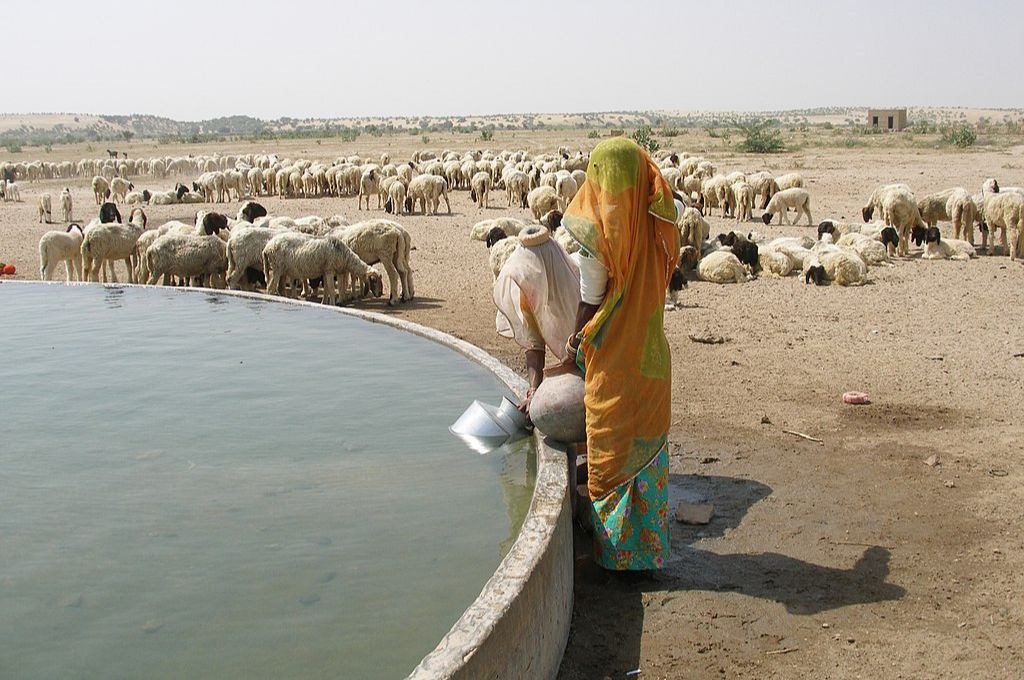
[492,225,581,415]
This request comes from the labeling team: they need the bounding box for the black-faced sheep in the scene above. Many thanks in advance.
[761,188,812,226]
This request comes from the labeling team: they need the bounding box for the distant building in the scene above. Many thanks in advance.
[867,108,907,132]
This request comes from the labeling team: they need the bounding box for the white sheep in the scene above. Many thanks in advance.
[758,248,795,277]
[38,193,52,223]
[731,181,754,222]
[488,234,521,280]
[698,250,752,284]
[504,170,530,208]
[555,174,579,211]
[527,186,560,221]
[91,176,110,205]
[981,191,1024,259]
[109,177,133,203]
[761,188,812,226]
[835,231,891,266]
[803,247,868,286]
[677,206,710,252]
[917,188,978,244]
[81,207,147,282]
[775,172,804,190]
[470,171,492,209]
[358,168,381,210]
[470,217,527,241]
[407,175,451,215]
[147,230,229,289]
[332,219,414,305]
[225,225,286,290]
[920,228,977,261]
[38,224,84,281]
[60,187,73,222]
[386,179,407,216]
[263,232,381,306]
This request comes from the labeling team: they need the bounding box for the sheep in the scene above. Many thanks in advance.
[921,227,977,261]
[91,176,110,205]
[60,187,72,221]
[836,231,892,266]
[983,178,1024,196]
[332,219,414,305]
[666,245,700,308]
[358,168,380,210]
[38,224,84,281]
[761,188,812,226]
[701,175,733,217]
[746,171,779,209]
[861,183,912,223]
[488,234,521,279]
[146,213,230,288]
[385,179,407,216]
[758,248,795,277]
[676,206,710,253]
[470,171,492,209]
[698,250,752,284]
[731,181,754,222]
[980,191,1024,259]
[730,239,759,272]
[868,186,926,257]
[505,170,530,208]
[406,175,451,215]
[225,225,287,290]
[917,188,978,244]
[263,231,382,306]
[125,189,152,205]
[110,177,133,203]
[470,217,527,241]
[775,172,804,190]
[554,174,578,211]
[761,236,815,270]
[802,247,868,287]
[38,193,52,223]
[150,185,190,205]
[81,207,147,282]
[527,186,560,221]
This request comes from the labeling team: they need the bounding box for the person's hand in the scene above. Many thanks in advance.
[518,387,536,415]
[545,356,582,378]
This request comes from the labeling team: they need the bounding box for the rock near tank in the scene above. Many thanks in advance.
[529,372,586,443]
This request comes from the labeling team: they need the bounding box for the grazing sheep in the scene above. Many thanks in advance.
[38,193,52,223]
[746,170,779,209]
[698,250,752,284]
[505,170,530,208]
[761,188,813,226]
[146,213,230,288]
[91,176,110,205]
[861,183,912,223]
[225,225,286,290]
[470,171,492,209]
[406,175,451,215]
[82,207,146,282]
[60,187,73,221]
[981,191,1024,259]
[677,206,710,253]
[775,172,804,190]
[263,232,382,306]
[527,186,560,221]
[701,175,733,217]
[918,188,978,244]
[863,184,923,256]
[386,179,408,215]
[333,219,414,305]
[921,227,977,261]
[38,224,84,281]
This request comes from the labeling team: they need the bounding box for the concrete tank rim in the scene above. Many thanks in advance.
[2,280,572,679]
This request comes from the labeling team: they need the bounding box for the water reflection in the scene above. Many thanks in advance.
[103,286,126,309]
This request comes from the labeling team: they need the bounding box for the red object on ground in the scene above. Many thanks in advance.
[843,391,870,405]
[1,264,15,276]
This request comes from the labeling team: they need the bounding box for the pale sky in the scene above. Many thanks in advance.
[7,0,1022,120]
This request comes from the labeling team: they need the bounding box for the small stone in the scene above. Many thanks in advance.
[924,455,940,467]
[699,456,719,465]
[760,415,772,425]
[821,623,830,629]
[142,620,163,634]
[676,502,714,525]
[299,594,321,606]
[688,331,726,345]
[60,594,83,608]
[944,480,956,488]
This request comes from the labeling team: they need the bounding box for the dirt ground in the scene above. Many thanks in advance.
[2,131,1023,679]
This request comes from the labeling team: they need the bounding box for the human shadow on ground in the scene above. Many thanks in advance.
[557,474,905,678]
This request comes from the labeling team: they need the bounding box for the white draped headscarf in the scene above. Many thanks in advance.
[493,226,581,362]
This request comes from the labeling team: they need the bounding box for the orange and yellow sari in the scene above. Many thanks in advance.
[563,138,678,570]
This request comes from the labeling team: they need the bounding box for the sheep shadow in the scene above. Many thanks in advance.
[558,474,904,678]
[352,295,444,311]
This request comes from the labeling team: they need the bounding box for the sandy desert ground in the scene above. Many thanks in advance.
[2,130,1023,679]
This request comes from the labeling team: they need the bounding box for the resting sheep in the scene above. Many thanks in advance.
[38,224,84,281]
[803,246,868,287]
[761,188,812,226]
[698,250,752,284]
[921,227,977,261]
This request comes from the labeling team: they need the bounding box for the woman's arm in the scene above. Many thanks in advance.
[519,348,545,414]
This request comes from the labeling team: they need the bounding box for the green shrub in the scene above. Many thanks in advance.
[736,120,784,153]
[631,125,659,153]
[421,135,430,145]
[587,130,600,139]
[942,124,977,149]
[659,127,680,138]
[4,142,23,154]
[480,128,494,141]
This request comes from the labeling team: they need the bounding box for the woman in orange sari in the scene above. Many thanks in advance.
[561,138,678,571]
